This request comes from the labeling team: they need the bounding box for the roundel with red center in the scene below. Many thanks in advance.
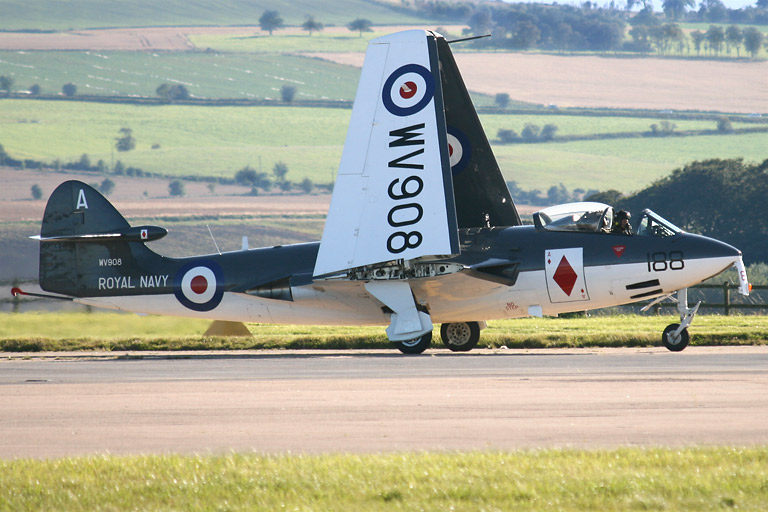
[446,126,471,176]
[174,260,224,312]
[382,64,435,117]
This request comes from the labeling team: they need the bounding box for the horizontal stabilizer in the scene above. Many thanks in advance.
[32,225,167,243]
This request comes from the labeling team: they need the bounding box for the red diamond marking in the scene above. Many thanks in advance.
[553,255,578,296]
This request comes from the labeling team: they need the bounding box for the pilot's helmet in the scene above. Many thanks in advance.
[616,210,631,221]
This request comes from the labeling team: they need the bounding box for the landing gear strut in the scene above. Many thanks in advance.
[662,288,700,352]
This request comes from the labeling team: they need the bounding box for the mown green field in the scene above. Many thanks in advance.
[0,0,427,30]
[0,51,363,100]
[1,312,765,351]
[495,132,768,192]
[2,448,767,511]
[3,99,766,191]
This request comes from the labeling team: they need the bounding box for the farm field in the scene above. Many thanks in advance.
[315,51,768,113]
[1,100,766,192]
[0,51,363,100]
[0,0,427,31]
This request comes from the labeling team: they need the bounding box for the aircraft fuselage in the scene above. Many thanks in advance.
[73,224,741,326]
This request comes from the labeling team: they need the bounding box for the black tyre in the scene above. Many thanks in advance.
[662,323,690,352]
[440,322,481,352]
[393,331,432,354]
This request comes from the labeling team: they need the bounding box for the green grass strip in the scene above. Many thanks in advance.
[2,448,767,511]
[1,313,766,351]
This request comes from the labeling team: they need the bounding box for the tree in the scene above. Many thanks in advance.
[699,0,727,22]
[115,127,136,152]
[235,166,271,190]
[717,117,733,133]
[705,25,725,55]
[540,124,559,141]
[62,82,77,96]
[494,93,510,108]
[259,10,283,36]
[30,184,43,200]
[272,161,289,182]
[510,21,541,49]
[299,177,314,194]
[347,18,372,37]
[280,85,296,103]
[521,123,540,142]
[168,180,185,197]
[497,129,518,143]
[662,0,695,20]
[78,153,91,170]
[156,83,189,101]
[691,30,706,55]
[467,8,494,36]
[0,75,14,96]
[743,27,764,58]
[725,25,743,56]
[585,189,624,205]
[99,178,115,196]
[302,15,324,36]
[29,83,41,95]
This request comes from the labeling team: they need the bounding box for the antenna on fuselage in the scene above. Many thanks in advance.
[207,225,221,255]
[446,34,491,44]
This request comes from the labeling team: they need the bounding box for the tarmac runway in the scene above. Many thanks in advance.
[1,347,767,459]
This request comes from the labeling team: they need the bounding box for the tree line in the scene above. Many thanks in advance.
[416,1,767,56]
[589,158,768,264]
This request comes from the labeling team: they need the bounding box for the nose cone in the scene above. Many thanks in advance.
[675,232,743,286]
[681,232,741,260]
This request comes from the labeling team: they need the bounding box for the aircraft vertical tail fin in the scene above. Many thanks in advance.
[436,36,522,228]
[313,30,459,277]
[36,181,168,297]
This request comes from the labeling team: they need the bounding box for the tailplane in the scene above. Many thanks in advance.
[37,181,168,297]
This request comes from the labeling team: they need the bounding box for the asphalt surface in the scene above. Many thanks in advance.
[1,347,767,458]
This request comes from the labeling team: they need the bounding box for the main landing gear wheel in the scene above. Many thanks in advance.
[662,323,690,352]
[440,322,481,352]
[393,331,432,354]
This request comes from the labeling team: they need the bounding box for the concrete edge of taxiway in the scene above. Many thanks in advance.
[2,345,767,361]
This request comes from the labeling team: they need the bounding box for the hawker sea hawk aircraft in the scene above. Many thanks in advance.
[17,30,750,353]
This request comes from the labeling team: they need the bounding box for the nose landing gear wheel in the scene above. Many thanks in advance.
[440,322,481,352]
[393,331,432,354]
[662,323,690,352]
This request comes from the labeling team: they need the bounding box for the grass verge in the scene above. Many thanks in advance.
[1,312,766,351]
[2,448,767,511]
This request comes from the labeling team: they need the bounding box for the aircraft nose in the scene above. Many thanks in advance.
[681,233,741,260]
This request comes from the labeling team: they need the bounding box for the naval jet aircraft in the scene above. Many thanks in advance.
[16,30,750,354]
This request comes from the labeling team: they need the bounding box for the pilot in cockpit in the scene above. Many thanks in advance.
[611,210,633,235]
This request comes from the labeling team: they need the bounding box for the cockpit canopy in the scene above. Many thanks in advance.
[533,202,682,237]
